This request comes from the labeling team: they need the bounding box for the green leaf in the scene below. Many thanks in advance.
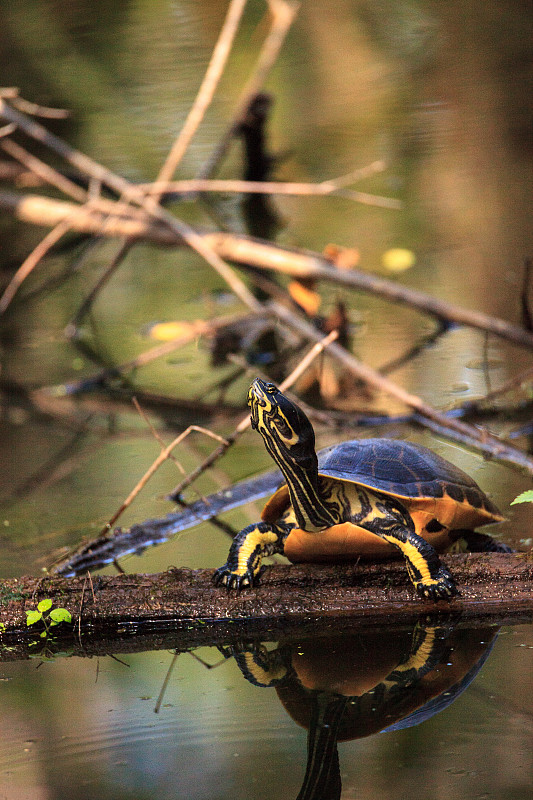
[49,608,72,624]
[511,490,533,505]
[37,599,53,613]
[26,610,42,626]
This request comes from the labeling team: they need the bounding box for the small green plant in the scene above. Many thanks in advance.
[511,490,533,506]
[26,599,72,638]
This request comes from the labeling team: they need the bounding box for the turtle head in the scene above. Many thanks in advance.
[248,379,317,475]
[248,379,336,531]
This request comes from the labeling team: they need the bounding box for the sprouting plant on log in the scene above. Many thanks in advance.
[26,598,72,638]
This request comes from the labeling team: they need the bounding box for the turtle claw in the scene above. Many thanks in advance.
[213,564,255,591]
[415,567,458,602]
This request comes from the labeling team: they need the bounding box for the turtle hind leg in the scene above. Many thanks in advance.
[213,521,291,590]
[357,491,458,600]
[458,529,514,554]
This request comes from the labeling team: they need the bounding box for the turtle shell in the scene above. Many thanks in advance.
[261,438,504,562]
[317,439,501,514]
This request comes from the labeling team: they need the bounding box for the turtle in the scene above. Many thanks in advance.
[213,378,507,600]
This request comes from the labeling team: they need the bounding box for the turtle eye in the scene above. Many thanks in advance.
[275,416,294,440]
[264,382,278,395]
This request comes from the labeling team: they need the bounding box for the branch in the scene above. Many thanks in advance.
[134,167,402,210]
[0,217,75,313]
[2,188,532,351]
[271,302,533,474]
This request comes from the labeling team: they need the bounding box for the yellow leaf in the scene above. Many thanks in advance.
[382,248,416,272]
[145,321,198,342]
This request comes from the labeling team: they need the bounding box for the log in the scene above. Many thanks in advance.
[0,554,531,661]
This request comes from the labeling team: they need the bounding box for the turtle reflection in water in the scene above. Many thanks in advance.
[214,379,509,600]
[223,621,498,800]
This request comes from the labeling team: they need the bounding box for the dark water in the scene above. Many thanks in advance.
[0,1,532,798]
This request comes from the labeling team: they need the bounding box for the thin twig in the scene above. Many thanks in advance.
[87,570,96,604]
[197,0,300,180]
[0,138,87,203]
[134,163,400,210]
[65,237,132,336]
[11,95,70,119]
[77,573,87,646]
[0,123,16,138]
[521,257,532,331]
[99,426,229,537]
[154,651,180,713]
[156,0,248,186]
[112,559,126,575]
[132,396,188,476]
[167,328,338,500]
[142,160,388,195]
[0,217,75,314]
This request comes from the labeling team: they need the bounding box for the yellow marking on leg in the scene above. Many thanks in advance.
[237,529,279,576]
[392,627,437,676]
[382,535,436,585]
[241,651,288,686]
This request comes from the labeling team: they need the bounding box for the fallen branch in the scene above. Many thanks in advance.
[1,555,532,656]
[50,469,283,576]
[2,187,532,351]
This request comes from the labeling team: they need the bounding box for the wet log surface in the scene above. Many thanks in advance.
[0,554,531,661]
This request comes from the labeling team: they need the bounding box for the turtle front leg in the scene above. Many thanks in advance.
[213,521,292,590]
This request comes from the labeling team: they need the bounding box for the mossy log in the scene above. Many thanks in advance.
[0,554,531,661]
